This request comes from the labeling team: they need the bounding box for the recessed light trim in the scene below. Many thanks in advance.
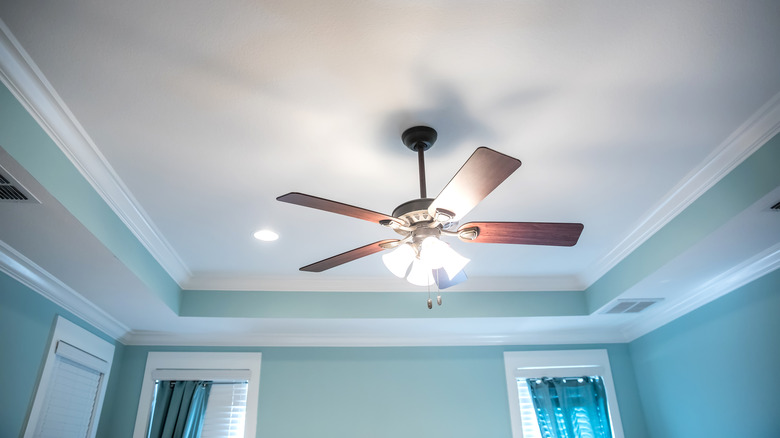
[253,229,279,242]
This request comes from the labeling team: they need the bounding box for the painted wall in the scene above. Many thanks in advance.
[100,343,648,438]
[0,270,123,438]
[629,269,780,438]
[1,266,650,438]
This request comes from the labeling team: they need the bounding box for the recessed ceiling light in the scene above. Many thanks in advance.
[253,229,279,242]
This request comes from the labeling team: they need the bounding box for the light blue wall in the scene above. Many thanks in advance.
[629,269,780,438]
[9,255,780,438]
[0,83,181,314]
[586,133,780,313]
[0,270,123,438]
[1,269,648,438]
[101,343,648,438]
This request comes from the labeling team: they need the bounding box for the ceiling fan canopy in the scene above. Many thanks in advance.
[277,126,584,291]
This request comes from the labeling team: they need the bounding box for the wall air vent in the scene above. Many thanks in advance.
[601,298,663,314]
[0,164,39,203]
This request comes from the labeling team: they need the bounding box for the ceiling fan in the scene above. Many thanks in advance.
[277,126,583,290]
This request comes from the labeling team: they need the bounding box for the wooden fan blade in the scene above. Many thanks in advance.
[300,239,399,272]
[428,147,521,222]
[457,222,584,246]
[277,192,398,225]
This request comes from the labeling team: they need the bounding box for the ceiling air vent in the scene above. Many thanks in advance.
[601,298,663,315]
[0,164,39,203]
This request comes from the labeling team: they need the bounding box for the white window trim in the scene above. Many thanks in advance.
[23,315,115,438]
[504,349,625,438]
[132,352,262,438]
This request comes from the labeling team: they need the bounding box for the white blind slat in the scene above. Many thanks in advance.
[516,379,543,438]
[35,356,102,438]
[200,382,248,438]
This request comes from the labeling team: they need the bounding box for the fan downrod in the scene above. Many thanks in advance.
[402,126,437,198]
[402,126,437,151]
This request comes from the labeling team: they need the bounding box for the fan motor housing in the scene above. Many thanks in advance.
[392,198,433,221]
[388,198,433,237]
[390,198,459,237]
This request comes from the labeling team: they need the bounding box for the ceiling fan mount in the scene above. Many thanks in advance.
[385,127,460,237]
[401,125,437,152]
[277,125,584,288]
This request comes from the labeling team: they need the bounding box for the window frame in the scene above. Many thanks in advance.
[23,315,115,438]
[132,352,262,438]
[503,349,625,438]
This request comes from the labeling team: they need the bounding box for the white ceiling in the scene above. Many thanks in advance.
[0,0,778,346]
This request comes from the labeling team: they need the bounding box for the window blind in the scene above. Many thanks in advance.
[516,379,543,438]
[55,340,108,373]
[34,354,102,437]
[200,382,248,438]
[152,369,251,382]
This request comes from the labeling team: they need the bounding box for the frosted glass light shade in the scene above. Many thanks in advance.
[420,236,470,280]
[406,259,435,286]
[420,237,447,268]
[382,244,415,278]
[441,249,469,280]
[433,267,468,289]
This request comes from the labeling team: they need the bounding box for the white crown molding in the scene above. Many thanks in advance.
[122,330,627,347]
[0,19,191,285]
[0,239,130,341]
[582,92,780,287]
[619,244,780,342]
[182,274,587,292]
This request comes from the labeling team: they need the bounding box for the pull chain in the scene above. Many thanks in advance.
[426,270,443,309]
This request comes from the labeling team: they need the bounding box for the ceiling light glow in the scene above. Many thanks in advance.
[382,238,469,289]
[253,229,279,241]
[382,243,416,278]
[406,258,436,287]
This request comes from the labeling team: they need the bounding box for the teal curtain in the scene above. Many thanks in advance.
[526,376,612,438]
[148,380,212,438]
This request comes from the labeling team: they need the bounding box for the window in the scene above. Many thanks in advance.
[23,316,115,438]
[132,352,261,438]
[200,381,248,438]
[504,350,624,438]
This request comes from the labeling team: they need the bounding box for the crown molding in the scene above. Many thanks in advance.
[182,274,587,293]
[121,325,628,347]
[0,239,130,341]
[582,92,780,287]
[0,19,191,285]
[619,243,780,342]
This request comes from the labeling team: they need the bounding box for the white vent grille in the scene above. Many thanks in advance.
[601,298,662,314]
[0,164,39,203]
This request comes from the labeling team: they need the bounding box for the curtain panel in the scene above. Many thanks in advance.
[148,380,212,438]
[526,376,612,438]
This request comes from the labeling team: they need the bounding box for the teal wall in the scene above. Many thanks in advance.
[0,270,123,438]
[629,268,780,438]
[586,133,780,313]
[0,270,649,438]
[0,83,181,314]
[12,247,780,437]
[100,343,648,438]
[8,256,780,438]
